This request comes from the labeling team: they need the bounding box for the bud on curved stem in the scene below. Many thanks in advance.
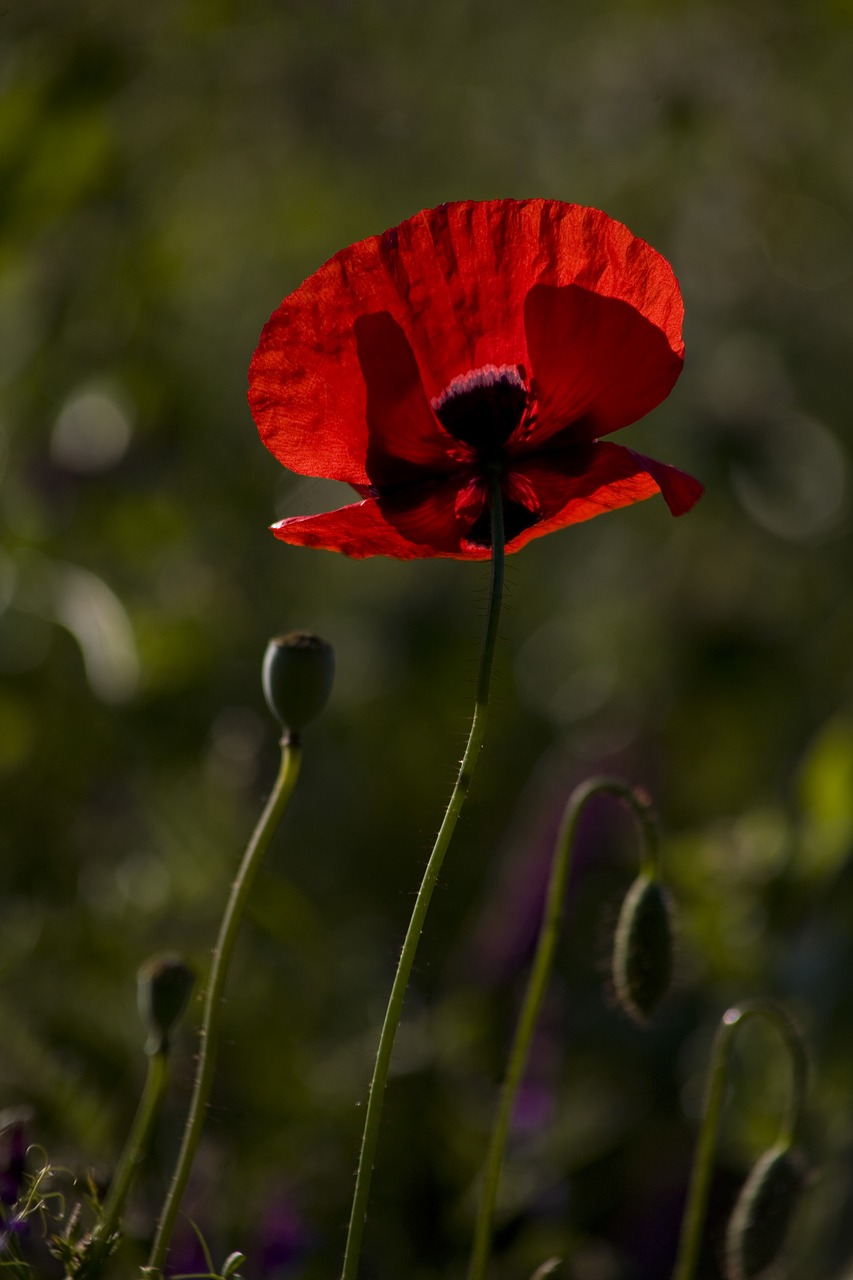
[467,777,660,1280]
[148,632,323,1273]
[672,1002,808,1280]
[138,954,196,1056]
[147,735,303,1276]
[725,1143,804,1280]
[87,957,195,1270]
[611,873,675,1023]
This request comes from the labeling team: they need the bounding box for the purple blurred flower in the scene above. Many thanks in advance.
[0,1113,28,1208]
[511,1079,557,1134]
[257,1190,309,1277]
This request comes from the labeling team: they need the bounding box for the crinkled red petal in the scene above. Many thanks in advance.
[517,284,683,450]
[355,311,463,486]
[501,441,704,553]
[270,500,452,560]
[622,447,705,515]
[249,200,684,486]
[270,482,491,561]
[270,443,701,561]
[377,477,478,553]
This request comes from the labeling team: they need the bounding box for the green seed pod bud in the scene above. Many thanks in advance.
[262,631,335,738]
[611,874,674,1022]
[137,954,195,1054]
[725,1145,804,1280]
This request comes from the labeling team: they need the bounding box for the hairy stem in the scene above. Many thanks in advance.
[340,472,506,1280]
[95,1047,168,1254]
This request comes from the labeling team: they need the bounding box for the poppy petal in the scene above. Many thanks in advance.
[354,311,462,486]
[622,447,705,515]
[499,441,703,553]
[271,483,490,561]
[377,479,477,554]
[270,441,701,560]
[249,200,684,487]
[271,499,453,560]
[518,284,683,450]
[379,477,546,556]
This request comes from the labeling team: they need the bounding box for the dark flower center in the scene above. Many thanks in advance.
[432,364,528,457]
[431,365,541,547]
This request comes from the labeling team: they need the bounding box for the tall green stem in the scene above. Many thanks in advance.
[147,740,303,1276]
[671,1001,808,1280]
[468,779,657,1280]
[340,472,506,1280]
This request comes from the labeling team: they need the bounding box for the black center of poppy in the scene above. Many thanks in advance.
[432,365,528,457]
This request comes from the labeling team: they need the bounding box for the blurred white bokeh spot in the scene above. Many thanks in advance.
[730,413,847,541]
[208,705,265,789]
[51,382,134,474]
[53,562,140,703]
[8,551,139,701]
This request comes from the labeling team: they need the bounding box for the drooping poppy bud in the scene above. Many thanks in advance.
[611,874,674,1022]
[725,1144,804,1280]
[137,954,195,1054]
[262,631,335,737]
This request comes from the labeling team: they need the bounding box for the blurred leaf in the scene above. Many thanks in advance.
[797,716,853,878]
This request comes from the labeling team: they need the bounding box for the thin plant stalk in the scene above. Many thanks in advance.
[671,1001,808,1280]
[91,1045,169,1260]
[147,740,303,1276]
[467,779,658,1280]
[340,469,506,1280]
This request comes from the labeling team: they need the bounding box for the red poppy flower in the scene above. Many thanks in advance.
[249,199,702,560]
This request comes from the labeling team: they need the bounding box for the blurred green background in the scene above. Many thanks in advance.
[2,1,853,1277]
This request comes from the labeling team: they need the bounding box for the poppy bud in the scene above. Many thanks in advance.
[611,874,674,1022]
[725,1144,804,1280]
[262,631,335,737]
[137,954,195,1054]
